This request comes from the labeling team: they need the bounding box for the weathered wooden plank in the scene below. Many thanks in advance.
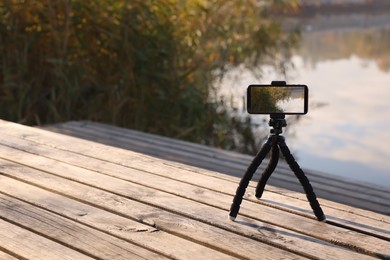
[50,120,390,198]
[42,121,390,214]
[0,250,21,260]
[0,147,384,259]
[2,125,388,239]
[162,159,390,224]
[0,162,303,259]
[0,176,241,260]
[0,219,93,260]
[4,120,388,222]
[5,140,385,254]
[0,193,167,260]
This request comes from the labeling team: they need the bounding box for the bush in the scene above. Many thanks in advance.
[0,0,298,153]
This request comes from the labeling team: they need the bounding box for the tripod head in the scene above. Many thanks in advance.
[269,114,287,135]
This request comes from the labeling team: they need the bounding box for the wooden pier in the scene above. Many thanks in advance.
[45,121,390,215]
[0,119,389,259]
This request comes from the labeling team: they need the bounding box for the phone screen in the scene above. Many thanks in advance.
[247,85,308,115]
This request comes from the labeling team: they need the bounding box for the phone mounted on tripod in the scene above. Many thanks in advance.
[229,81,326,222]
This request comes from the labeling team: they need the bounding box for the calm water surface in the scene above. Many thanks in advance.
[218,11,390,188]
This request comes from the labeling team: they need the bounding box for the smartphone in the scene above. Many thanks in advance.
[247,84,308,115]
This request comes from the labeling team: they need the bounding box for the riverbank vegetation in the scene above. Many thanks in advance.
[0,0,298,153]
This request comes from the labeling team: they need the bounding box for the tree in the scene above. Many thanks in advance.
[0,0,299,152]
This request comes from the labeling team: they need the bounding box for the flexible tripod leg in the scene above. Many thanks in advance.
[229,136,274,221]
[255,143,279,199]
[278,136,326,222]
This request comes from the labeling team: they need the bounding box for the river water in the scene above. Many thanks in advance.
[218,11,390,189]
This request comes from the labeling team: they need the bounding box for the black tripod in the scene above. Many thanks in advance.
[229,114,326,222]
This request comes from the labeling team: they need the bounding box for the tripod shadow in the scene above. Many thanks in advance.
[259,198,315,215]
[233,218,343,248]
[256,199,390,238]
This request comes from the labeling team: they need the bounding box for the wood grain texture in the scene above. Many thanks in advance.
[2,123,388,239]
[42,121,390,214]
[5,120,387,221]
[0,160,308,260]
[0,176,241,260]
[0,144,383,258]
[0,194,166,260]
[0,250,24,260]
[0,219,93,260]
[0,119,388,259]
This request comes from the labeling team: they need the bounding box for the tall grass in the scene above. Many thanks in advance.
[0,0,298,153]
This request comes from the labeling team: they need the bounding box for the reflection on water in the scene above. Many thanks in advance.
[218,11,390,188]
[284,55,390,188]
[293,13,390,73]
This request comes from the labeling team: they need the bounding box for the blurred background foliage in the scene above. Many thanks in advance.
[0,0,299,153]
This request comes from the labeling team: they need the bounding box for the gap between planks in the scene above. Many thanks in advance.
[0,122,388,258]
[2,121,388,225]
[0,193,167,260]
[0,175,265,260]
[0,162,310,260]
[43,121,390,214]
